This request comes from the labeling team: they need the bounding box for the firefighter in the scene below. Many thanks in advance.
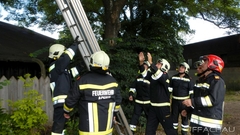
[168,62,194,135]
[129,60,151,134]
[48,43,78,135]
[182,54,226,135]
[138,52,176,135]
[63,50,122,135]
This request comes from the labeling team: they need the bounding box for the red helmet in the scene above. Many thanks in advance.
[200,54,224,73]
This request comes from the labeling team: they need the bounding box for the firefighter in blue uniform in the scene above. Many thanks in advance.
[168,62,194,135]
[139,52,177,135]
[48,43,78,135]
[129,60,151,134]
[182,54,226,135]
[63,50,122,135]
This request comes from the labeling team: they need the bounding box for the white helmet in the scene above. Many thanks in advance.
[49,44,65,59]
[194,60,204,68]
[90,51,110,70]
[158,58,170,73]
[180,62,190,74]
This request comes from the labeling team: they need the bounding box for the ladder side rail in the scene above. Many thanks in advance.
[65,5,95,54]
[115,112,128,134]
[62,0,99,65]
[73,0,101,51]
[56,0,83,41]
[119,106,133,135]
[56,1,132,135]
[56,0,93,70]
[69,0,101,52]
[67,20,92,70]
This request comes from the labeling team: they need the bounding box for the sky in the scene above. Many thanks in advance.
[186,17,236,44]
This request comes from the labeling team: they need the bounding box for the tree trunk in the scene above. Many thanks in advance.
[102,0,127,45]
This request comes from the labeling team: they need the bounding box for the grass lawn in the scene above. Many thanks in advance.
[224,90,240,101]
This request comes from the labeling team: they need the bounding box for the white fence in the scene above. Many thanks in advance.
[0,76,53,123]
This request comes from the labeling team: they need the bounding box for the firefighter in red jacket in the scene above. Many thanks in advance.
[169,62,194,135]
[139,52,176,135]
[48,43,78,135]
[129,60,151,134]
[63,50,122,135]
[182,54,226,135]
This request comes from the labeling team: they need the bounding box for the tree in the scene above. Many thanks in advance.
[0,0,239,125]
[1,0,239,39]
[119,0,192,63]
[1,0,239,88]
[102,0,127,40]
[1,0,239,77]
[181,0,240,34]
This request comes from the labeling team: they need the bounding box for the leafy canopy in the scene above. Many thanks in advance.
[0,0,239,111]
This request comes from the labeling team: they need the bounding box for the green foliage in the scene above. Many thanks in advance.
[0,79,10,90]
[64,108,79,135]
[99,36,185,122]
[18,74,34,87]
[131,114,147,134]
[0,108,14,135]
[7,74,48,135]
[29,46,49,58]
[182,0,240,33]
[1,0,239,133]
[1,0,239,38]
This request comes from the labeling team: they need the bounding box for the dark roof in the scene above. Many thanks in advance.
[0,21,56,62]
[183,34,240,67]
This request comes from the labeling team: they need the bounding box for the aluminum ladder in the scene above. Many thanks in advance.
[55,0,132,134]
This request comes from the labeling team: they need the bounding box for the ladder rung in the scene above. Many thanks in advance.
[69,23,77,28]
[62,7,69,12]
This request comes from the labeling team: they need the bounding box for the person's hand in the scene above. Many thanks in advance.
[181,110,187,117]
[147,52,152,64]
[64,113,70,119]
[182,99,192,107]
[139,52,145,62]
[129,95,133,101]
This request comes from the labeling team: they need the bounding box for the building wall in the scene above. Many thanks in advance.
[169,67,240,91]
[183,34,240,68]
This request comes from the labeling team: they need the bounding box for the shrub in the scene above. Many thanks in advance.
[64,108,79,135]
[7,74,48,135]
[0,107,14,135]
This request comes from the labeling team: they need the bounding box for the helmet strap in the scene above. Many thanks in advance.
[197,68,210,77]
[90,65,108,74]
